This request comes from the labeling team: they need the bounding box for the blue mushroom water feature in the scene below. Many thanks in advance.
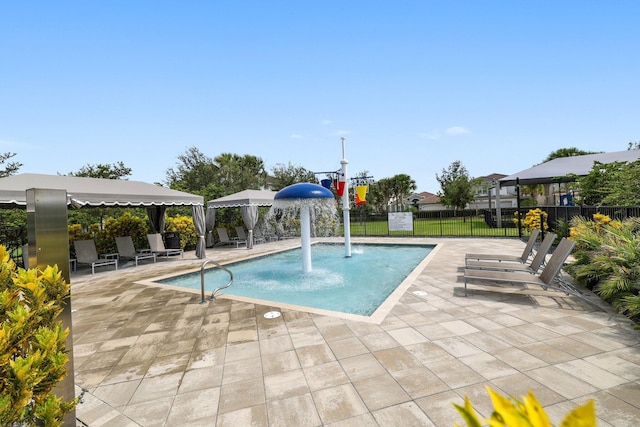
[273,183,337,273]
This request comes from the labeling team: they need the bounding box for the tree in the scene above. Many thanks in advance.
[387,174,417,212]
[542,147,600,163]
[165,148,268,202]
[214,152,268,194]
[165,148,269,225]
[576,160,640,206]
[369,177,392,213]
[436,161,474,213]
[0,152,22,177]
[165,146,220,201]
[520,184,544,206]
[271,162,317,191]
[67,161,132,179]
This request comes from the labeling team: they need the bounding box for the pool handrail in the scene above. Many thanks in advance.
[200,259,234,304]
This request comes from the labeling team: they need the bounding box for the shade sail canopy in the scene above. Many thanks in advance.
[499,150,640,186]
[207,189,276,208]
[0,173,204,207]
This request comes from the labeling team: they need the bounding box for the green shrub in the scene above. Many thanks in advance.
[69,212,153,255]
[568,214,640,323]
[0,245,77,426]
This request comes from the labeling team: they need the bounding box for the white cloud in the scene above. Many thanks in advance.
[290,133,303,139]
[445,126,470,136]
[332,129,350,137]
[321,119,332,125]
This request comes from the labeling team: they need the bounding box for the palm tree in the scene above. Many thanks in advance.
[388,174,417,212]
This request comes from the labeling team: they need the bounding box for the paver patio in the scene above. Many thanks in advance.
[70,237,640,426]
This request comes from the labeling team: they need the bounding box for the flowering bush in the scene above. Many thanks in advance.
[165,215,197,249]
[68,212,198,252]
[513,208,548,232]
[0,245,77,425]
[455,386,595,427]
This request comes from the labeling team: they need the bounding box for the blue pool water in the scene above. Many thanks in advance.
[158,244,434,316]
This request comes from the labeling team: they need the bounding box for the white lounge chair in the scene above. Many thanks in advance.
[216,228,246,248]
[463,238,601,310]
[115,236,157,266]
[74,239,118,274]
[465,232,556,274]
[146,234,184,258]
[465,228,541,263]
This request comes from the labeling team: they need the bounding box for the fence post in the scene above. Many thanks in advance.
[516,177,522,239]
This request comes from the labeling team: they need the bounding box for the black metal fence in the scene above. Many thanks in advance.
[3,205,639,265]
[347,206,640,238]
[348,208,523,238]
[0,225,28,268]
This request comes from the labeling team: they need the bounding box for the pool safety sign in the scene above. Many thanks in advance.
[388,212,413,232]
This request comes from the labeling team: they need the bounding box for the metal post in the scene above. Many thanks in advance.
[495,179,502,228]
[341,137,351,257]
[516,177,522,238]
[26,189,76,425]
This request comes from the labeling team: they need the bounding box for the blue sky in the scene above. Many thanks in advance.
[1,1,638,193]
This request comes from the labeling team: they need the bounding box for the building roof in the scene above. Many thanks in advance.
[0,173,204,207]
[499,150,640,186]
[409,191,441,205]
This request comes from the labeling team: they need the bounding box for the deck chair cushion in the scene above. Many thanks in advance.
[466,233,556,274]
[216,228,246,248]
[465,228,541,264]
[147,234,184,258]
[116,236,157,266]
[74,239,118,274]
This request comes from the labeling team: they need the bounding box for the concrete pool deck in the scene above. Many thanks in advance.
[70,237,640,426]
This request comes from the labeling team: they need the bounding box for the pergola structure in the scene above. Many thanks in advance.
[207,189,276,249]
[499,149,640,187]
[497,149,640,207]
[0,173,207,258]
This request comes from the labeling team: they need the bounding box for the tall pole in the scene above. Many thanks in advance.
[300,204,312,272]
[341,137,351,257]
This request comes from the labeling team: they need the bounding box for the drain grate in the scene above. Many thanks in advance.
[264,311,281,319]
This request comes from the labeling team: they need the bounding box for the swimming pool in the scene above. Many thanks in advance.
[156,243,434,317]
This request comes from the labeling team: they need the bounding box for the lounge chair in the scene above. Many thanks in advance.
[465,228,541,263]
[465,232,556,274]
[254,228,276,243]
[216,228,246,248]
[463,238,601,309]
[74,239,118,274]
[235,226,247,241]
[147,233,184,258]
[115,236,157,266]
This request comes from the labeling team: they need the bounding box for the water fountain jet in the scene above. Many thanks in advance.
[271,183,337,272]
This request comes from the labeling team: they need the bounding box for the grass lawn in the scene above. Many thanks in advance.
[343,217,525,238]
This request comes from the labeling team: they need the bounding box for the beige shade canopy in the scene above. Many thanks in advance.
[0,173,204,207]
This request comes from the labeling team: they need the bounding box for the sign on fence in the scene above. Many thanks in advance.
[388,212,413,232]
